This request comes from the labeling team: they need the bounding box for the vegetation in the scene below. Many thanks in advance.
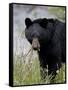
[13,51,65,86]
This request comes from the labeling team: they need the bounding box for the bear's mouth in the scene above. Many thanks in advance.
[32,38,40,51]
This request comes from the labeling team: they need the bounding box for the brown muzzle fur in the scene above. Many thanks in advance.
[32,38,40,51]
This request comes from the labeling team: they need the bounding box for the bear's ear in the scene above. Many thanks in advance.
[25,18,32,28]
[40,18,48,28]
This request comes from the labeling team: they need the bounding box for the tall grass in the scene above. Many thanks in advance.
[13,54,65,86]
[13,49,65,86]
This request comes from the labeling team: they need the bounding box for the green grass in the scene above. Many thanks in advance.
[13,55,65,86]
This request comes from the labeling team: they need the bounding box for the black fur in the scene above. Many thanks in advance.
[25,18,66,79]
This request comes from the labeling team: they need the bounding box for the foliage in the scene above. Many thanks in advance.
[13,54,65,86]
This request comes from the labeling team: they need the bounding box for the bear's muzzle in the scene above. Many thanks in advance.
[32,38,40,51]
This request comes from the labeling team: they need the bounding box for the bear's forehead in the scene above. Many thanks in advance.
[29,23,44,30]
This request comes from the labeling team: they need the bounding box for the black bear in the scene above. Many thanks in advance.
[25,18,66,80]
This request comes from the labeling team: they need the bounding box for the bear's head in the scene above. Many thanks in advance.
[25,18,54,51]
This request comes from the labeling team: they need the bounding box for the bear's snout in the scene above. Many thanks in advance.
[32,38,40,51]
